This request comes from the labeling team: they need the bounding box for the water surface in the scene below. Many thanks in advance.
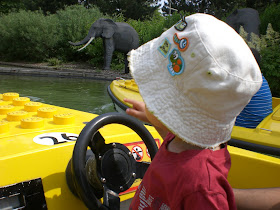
[0,75,115,115]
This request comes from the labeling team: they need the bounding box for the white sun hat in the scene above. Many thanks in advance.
[128,13,262,148]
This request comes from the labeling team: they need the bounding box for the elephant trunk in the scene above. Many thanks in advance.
[77,37,95,51]
[69,34,90,45]
[68,29,96,46]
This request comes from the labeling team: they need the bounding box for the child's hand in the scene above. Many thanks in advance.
[124,98,150,123]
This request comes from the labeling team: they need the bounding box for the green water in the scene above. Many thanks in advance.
[0,75,115,115]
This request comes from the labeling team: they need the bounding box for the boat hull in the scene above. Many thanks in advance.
[1,91,280,209]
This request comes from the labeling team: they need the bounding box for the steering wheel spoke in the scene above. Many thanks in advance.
[135,161,151,179]
[103,185,120,210]
[89,131,106,154]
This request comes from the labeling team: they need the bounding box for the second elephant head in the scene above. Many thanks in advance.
[226,8,260,41]
[69,18,139,71]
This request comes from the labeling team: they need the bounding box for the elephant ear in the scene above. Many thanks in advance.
[102,19,117,39]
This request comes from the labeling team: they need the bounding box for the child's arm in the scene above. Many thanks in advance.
[124,98,168,139]
[233,188,280,210]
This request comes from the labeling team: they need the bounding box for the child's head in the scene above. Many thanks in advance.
[128,14,262,149]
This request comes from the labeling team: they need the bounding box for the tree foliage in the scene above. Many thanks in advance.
[260,3,280,34]
[0,0,77,15]
[23,0,77,14]
[91,0,160,20]
[161,0,278,19]
[0,1,25,15]
[239,23,280,97]
[162,0,242,18]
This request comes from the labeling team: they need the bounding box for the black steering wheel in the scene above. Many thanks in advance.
[68,112,158,210]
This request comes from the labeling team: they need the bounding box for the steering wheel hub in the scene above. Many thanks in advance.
[99,143,136,193]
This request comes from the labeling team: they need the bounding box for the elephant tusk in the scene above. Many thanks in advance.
[77,37,95,51]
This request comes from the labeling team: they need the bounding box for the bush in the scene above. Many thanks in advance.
[0,5,106,63]
[261,46,280,97]
[0,10,60,61]
[47,57,63,66]
[260,25,280,97]
[240,24,280,97]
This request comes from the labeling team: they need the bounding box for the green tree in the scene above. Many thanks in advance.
[0,0,78,15]
[161,0,278,19]
[161,0,245,18]
[91,0,160,20]
[22,0,78,14]
[260,3,280,34]
[0,0,24,15]
[246,0,278,13]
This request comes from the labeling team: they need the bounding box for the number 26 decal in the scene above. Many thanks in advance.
[33,132,78,145]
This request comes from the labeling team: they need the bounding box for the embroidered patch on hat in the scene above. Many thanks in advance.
[173,33,189,51]
[174,20,187,31]
[167,49,185,76]
[158,38,171,57]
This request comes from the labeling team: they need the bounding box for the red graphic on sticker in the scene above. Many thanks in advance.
[131,145,143,161]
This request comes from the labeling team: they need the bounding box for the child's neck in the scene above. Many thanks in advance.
[167,136,204,153]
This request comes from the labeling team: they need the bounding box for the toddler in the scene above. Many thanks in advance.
[125,13,262,209]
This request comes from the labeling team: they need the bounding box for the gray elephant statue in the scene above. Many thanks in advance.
[69,18,139,74]
[226,8,260,41]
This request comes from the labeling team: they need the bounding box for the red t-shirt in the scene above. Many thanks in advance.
[130,133,236,210]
